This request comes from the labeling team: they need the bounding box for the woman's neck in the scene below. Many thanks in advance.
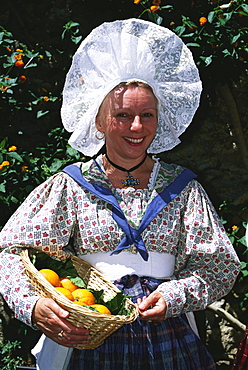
[103,154,155,189]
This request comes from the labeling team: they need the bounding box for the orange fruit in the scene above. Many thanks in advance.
[39,269,61,287]
[72,289,95,305]
[60,278,78,292]
[90,304,111,315]
[55,287,74,301]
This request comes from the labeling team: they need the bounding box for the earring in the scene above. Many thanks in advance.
[95,130,105,140]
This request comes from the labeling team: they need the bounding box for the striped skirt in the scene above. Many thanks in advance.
[67,275,216,370]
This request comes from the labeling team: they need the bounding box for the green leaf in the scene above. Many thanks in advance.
[160,5,173,10]
[71,35,82,44]
[240,261,247,269]
[69,276,86,288]
[155,15,163,26]
[24,63,38,69]
[222,48,231,57]
[7,151,24,162]
[25,51,39,58]
[45,50,52,57]
[89,289,105,303]
[241,4,248,13]
[231,34,241,44]
[66,147,79,157]
[174,26,186,37]
[186,43,201,48]
[10,196,19,204]
[61,29,67,40]
[37,110,49,118]
[223,12,232,22]
[240,269,248,278]
[66,21,80,28]
[200,55,213,66]
[0,182,6,193]
[49,158,64,172]
[0,137,7,149]
[3,62,13,68]
[208,11,215,23]
[105,292,131,315]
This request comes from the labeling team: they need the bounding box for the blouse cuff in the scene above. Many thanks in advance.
[156,280,185,318]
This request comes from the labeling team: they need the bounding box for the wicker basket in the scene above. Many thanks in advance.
[21,249,139,349]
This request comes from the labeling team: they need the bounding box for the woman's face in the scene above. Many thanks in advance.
[96,85,158,164]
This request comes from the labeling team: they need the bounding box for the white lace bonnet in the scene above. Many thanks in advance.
[61,18,202,157]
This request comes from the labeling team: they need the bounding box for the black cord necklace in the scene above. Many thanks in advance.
[105,153,147,187]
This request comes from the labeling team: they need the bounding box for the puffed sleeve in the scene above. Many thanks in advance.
[157,180,241,318]
[0,172,78,327]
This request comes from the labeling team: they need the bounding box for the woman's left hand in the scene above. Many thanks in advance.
[137,291,167,322]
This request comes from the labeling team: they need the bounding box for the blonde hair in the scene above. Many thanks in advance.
[96,80,158,122]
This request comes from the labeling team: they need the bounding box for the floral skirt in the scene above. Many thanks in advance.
[67,275,216,370]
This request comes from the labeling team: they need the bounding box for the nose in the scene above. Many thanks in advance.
[130,115,143,131]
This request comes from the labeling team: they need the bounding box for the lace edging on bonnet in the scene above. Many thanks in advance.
[61,18,202,157]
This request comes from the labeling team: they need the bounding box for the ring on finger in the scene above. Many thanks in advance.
[57,330,64,338]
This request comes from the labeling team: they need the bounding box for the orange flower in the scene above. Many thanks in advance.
[133,0,141,3]
[1,86,8,92]
[152,0,161,5]
[232,225,238,231]
[15,60,25,68]
[43,96,50,102]
[14,53,23,60]
[8,146,17,152]
[5,46,11,52]
[2,161,10,166]
[199,16,208,26]
[39,55,44,59]
[16,48,23,53]
[21,166,29,172]
[18,75,27,83]
[0,160,10,170]
[150,5,160,13]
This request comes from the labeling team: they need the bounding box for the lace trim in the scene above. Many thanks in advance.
[61,19,202,156]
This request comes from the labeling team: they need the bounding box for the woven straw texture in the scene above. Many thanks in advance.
[21,249,139,349]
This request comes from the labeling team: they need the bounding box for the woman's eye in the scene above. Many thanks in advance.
[143,112,153,117]
[116,113,128,118]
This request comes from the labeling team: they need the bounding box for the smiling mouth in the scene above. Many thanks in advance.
[124,137,144,143]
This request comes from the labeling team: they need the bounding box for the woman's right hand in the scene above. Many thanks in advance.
[32,297,91,347]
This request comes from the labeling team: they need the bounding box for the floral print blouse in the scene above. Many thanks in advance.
[0,157,241,328]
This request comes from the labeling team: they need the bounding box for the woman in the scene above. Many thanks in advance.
[0,19,241,369]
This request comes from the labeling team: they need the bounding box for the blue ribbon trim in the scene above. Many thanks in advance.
[63,164,196,261]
